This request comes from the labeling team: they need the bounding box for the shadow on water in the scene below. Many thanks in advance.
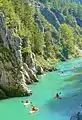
[63,65,82,82]
[70,112,82,120]
[45,90,82,115]
[44,66,82,117]
[64,73,82,82]
[41,60,82,120]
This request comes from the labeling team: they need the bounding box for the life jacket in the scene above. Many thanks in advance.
[32,107,36,111]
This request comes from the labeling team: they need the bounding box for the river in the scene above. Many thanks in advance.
[0,58,82,120]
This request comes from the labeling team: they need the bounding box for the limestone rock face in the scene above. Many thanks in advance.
[36,65,44,75]
[25,53,35,69]
[24,52,38,76]
[51,8,65,24]
[0,12,32,98]
[22,36,37,73]
[22,34,39,83]
[23,63,39,82]
[40,7,60,29]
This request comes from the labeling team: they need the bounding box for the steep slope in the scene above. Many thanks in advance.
[38,0,82,53]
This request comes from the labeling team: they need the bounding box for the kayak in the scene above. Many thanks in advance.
[54,96,62,99]
[24,102,30,106]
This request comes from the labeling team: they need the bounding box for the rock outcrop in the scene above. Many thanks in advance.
[40,7,60,29]
[36,65,44,75]
[70,112,82,120]
[51,8,65,24]
[0,12,37,98]
[22,36,37,73]
[22,38,39,82]
[23,63,39,82]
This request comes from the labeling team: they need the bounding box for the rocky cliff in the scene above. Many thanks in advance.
[0,12,39,99]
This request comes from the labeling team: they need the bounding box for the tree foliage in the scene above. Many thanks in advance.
[0,0,81,65]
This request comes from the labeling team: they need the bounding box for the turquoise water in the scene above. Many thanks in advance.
[1,58,82,120]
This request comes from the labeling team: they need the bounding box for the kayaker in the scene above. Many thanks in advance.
[54,93,62,99]
[30,103,39,112]
[61,71,64,74]
[21,100,31,106]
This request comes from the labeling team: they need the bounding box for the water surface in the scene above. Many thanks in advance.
[0,58,82,120]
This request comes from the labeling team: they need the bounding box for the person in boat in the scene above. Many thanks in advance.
[25,100,29,103]
[55,93,62,99]
[21,100,31,106]
[32,106,39,111]
[31,103,39,112]
[61,71,64,74]
[56,93,59,98]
